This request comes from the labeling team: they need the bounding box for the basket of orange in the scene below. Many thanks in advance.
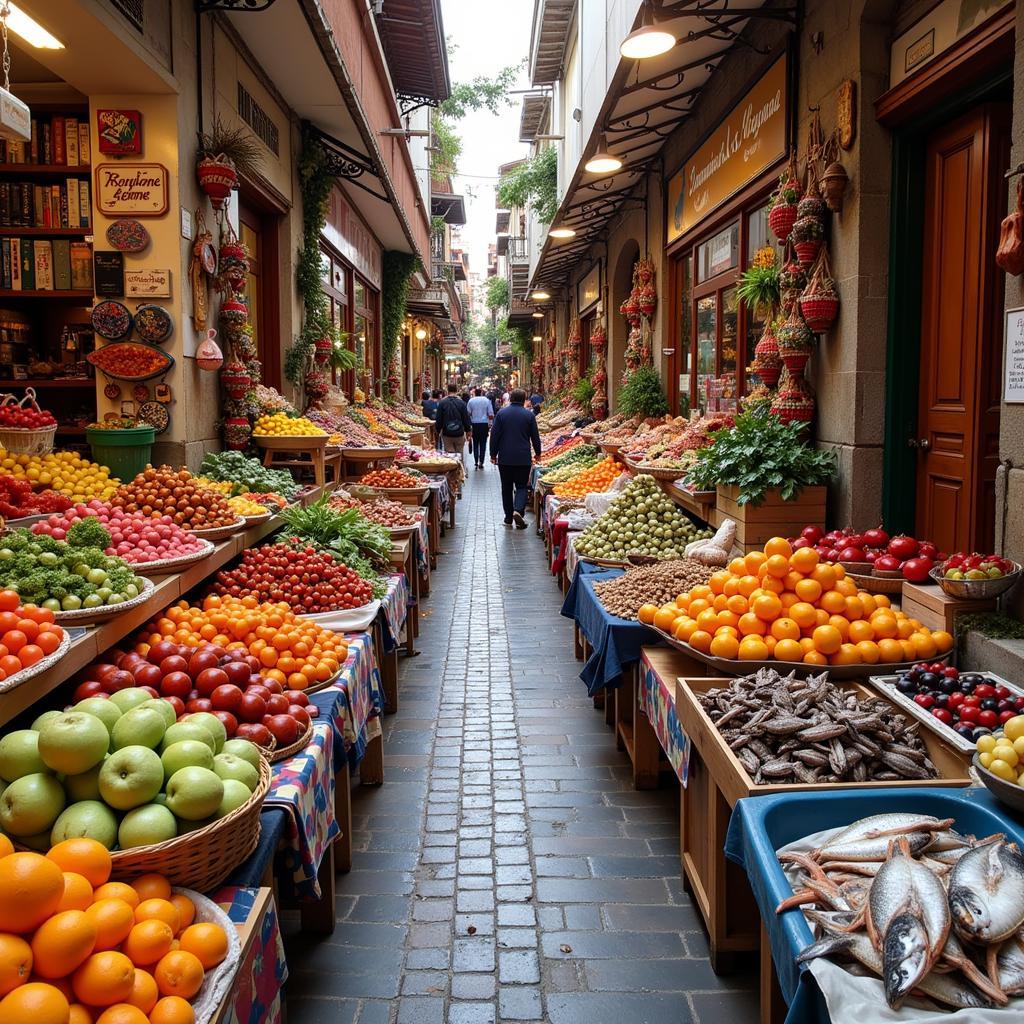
[640,536,955,678]
[552,456,622,499]
[0,842,239,1024]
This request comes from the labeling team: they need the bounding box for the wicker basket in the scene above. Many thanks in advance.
[107,756,271,891]
[269,717,314,763]
[0,388,57,454]
[845,569,905,595]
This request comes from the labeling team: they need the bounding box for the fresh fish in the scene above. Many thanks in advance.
[867,839,950,1008]
[996,932,1024,995]
[949,839,1024,944]
[815,814,953,863]
[938,929,1008,1005]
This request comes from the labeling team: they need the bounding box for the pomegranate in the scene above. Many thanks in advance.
[887,535,919,560]
[902,556,935,583]
[838,546,867,563]
[874,554,902,573]
[862,527,889,549]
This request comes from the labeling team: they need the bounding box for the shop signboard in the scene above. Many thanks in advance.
[1003,306,1024,403]
[577,264,600,312]
[322,187,382,290]
[95,163,169,217]
[666,53,788,244]
[96,110,142,156]
[125,269,171,298]
[93,251,125,297]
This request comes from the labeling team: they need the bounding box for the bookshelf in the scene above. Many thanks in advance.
[0,102,95,441]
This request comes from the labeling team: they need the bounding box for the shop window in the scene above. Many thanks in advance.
[696,222,738,282]
[677,255,692,417]
[320,243,350,390]
[353,277,379,393]
[239,197,282,389]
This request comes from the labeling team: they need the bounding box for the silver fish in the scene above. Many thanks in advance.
[949,839,1024,944]
[996,932,1024,996]
[815,814,953,863]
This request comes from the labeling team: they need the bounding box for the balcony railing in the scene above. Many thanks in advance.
[507,236,529,263]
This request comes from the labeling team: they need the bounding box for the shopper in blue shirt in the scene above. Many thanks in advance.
[489,389,541,528]
[529,391,544,416]
[466,387,494,470]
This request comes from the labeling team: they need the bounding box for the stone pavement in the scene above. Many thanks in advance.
[284,465,758,1023]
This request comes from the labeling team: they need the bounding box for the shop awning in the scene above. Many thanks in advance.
[530,0,577,87]
[506,298,537,327]
[407,286,452,318]
[373,0,451,108]
[520,93,551,142]
[432,193,467,225]
[532,1,795,288]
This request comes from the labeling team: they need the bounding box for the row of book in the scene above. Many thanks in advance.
[0,239,92,292]
[1,117,91,167]
[0,180,91,230]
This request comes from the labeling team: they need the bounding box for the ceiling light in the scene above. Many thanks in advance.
[415,327,427,340]
[549,226,576,239]
[585,134,623,175]
[532,335,542,342]
[532,290,551,301]
[532,311,544,319]
[620,5,674,60]
[5,4,63,49]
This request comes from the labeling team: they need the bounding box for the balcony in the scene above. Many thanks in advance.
[507,237,529,264]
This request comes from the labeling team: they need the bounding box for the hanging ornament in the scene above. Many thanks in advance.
[188,210,214,332]
[196,154,237,211]
[768,156,801,242]
[196,328,224,371]
[223,416,252,450]
[215,223,251,294]
[800,250,840,333]
[103,382,121,401]
[219,360,251,399]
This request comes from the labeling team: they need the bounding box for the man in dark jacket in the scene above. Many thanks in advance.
[421,390,438,419]
[435,383,471,458]
[489,388,542,528]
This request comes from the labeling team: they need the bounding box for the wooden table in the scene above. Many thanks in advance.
[388,537,417,657]
[260,441,330,488]
[422,491,440,568]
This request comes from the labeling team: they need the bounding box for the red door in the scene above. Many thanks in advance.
[915,103,1009,554]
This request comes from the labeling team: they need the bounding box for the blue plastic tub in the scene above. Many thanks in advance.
[725,787,1024,1024]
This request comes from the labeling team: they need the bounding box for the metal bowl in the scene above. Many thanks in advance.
[929,563,1021,600]
[972,754,1024,814]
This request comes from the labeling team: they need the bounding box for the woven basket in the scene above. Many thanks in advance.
[800,294,839,333]
[0,388,58,455]
[269,717,314,763]
[845,570,905,596]
[107,756,271,891]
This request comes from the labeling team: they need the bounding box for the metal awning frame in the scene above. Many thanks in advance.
[303,122,390,203]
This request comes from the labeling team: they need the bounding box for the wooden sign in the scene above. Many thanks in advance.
[125,268,171,298]
[95,163,169,217]
[97,110,142,156]
[93,250,125,297]
[666,53,789,243]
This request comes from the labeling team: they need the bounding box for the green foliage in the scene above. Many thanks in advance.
[685,408,838,506]
[381,251,420,393]
[736,264,780,318]
[572,375,594,411]
[431,112,461,178]
[617,365,669,418]
[430,214,447,236]
[507,325,532,359]
[485,276,509,311]
[496,149,558,224]
[197,115,262,178]
[200,451,299,498]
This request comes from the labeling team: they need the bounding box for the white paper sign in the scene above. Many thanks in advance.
[125,268,171,297]
[1004,305,1024,403]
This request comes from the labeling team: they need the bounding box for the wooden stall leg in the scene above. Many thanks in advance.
[613,679,628,752]
[760,922,787,1024]
[334,760,353,874]
[299,843,336,935]
[632,672,661,790]
[574,622,584,661]
[360,734,384,786]
[604,687,614,728]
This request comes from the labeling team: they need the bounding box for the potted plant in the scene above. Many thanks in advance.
[685,408,836,549]
[196,116,263,210]
[791,216,825,268]
[616,364,669,418]
[736,247,780,320]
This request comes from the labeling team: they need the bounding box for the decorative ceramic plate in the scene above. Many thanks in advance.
[91,300,133,341]
[103,383,121,400]
[133,383,150,403]
[105,219,150,253]
[200,242,216,274]
[134,304,174,345]
[137,400,169,434]
[87,343,175,382]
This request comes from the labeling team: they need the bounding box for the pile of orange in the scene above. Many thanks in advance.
[139,595,347,690]
[553,457,622,498]
[639,537,954,666]
[0,836,229,1024]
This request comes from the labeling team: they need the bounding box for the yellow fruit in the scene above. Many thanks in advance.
[994,745,1019,768]
[979,751,994,769]
[976,734,997,754]
[1012,736,1024,758]
[990,758,1017,782]
[1003,716,1024,743]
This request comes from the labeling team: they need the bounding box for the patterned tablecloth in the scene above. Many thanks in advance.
[378,572,409,651]
[265,720,339,899]
[414,514,430,573]
[639,649,690,784]
[426,477,450,518]
[212,887,287,1024]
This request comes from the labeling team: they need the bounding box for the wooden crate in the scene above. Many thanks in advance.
[900,580,996,632]
[673,675,970,972]
[715,486,825,551]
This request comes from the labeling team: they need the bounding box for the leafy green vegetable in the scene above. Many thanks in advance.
[685,408,837,506]
[66,517,111,550]
[617,366,669,418]
[199,451,299,499]
[278,497,392,563]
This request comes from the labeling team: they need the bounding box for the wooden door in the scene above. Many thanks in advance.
[915,103,1009,554]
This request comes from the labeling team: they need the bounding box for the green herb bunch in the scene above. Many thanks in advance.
[617,366,669,418]
[685,408,837,506]
[199,451,299,499]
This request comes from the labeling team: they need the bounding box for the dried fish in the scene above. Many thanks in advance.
[949,840,1024,945]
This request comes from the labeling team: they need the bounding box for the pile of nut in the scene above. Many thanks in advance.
[110,465,240,530]
[358,498,417,527]
[593,558,713,620]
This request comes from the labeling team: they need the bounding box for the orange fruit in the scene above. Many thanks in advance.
[58,873,95,913]
[848,620,875,643]
[30,910,97,979]
[831,643,862,666]
[94,1006,148,1024]
[46,840,111,889]
[725,594,748,616]
[812,625,842,655]
[153,951,203,999]
[782,571,804,593]
[687,598,709,617]
[673,618,696,642]
[760,575,786,595]
[709,634,739,660]
[72,951,135,1007]
[637,604,658,625]
[688,630,712,653]
[900,639,918,661]
[819,590,846,614]
[0,854,65,934]
[912,633,938,660]
[85,900,135,952]
[773,638,803,662]
[122,921,174,967]
[874,593,892,608]
[870,613,899,639]
[133,901,180,935]
[763,537,792,559]
[932,630,954,654]
[652,608,677,633]
[803,650,829,665]
[843,596,865,621]
[716,610,739,629]
[737,575,760,599]
[695,609,719,633]
[69,1005,93,1024]
[712,594,729,613]
[92,884,139,909]
[877,638,904,663]
[828,615,851,641]
[727,557,746,576]
[0,981,69,1024]
[737,613,766,637]
[708,572,729,596]
[810,564,837,590]
[751,593,782,622]
[737,637,770,661]
[764,554,790,579]
[770,617,800,642]
[743,551,767,574]
[126,969,157,1014]
[0,933,32,995]
[0,834,13,859]
[167,897,194,934]
[129,876,171,904]
[859,592,878,616]
[148,996,195,1024]
[674,594,691,610]
[789,547,819,573]
[789,602,817,629]
[856,640,881,664]
[177,924,227,970]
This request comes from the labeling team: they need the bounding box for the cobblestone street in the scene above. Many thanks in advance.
[284,467,757,1024]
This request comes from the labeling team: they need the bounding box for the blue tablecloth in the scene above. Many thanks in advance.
[560,565,659,695]
[724,786,1024,1024]
[223,808,291,890]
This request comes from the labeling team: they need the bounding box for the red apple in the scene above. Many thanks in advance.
[265,693,289,716]
[139,686,160,700]
[222,661,250,687]
[164,696,185,718]
[195,667,229,697]
[284,690,309,707]
[246,685,271,702]
[148,640,179,664]
[73,679,105,702]
[263,678,283,695]
[212,709,238,737]
[188,649,220,677]
[133,663,163,689]
[264,714,299,745]
[210,684,243,714]
[236,722,272,747]
[105,669,135,693]
[159,655,189,677]
[185,697,213,714]
[288,705,311,730]
[238,693,267,723]
[160,672,193,699]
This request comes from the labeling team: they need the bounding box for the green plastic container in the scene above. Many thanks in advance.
[86,425,156,481]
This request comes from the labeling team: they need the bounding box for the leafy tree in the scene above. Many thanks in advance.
[496,148,558,224]
[485,276,509,314]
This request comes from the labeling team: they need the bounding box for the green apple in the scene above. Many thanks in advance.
[164,766,223,821]
[64,761,105,802]
[965,569,988,580]
[216,778,251,818]
[108,687,154,714]
[186,713,226,753]
[0,773,65,836]
[138,699,177,731]
[0,730,49,781]
[18,829,54,851]
[31,709,62,732]
[111,707,166,751]
[118,804,177,848]
[74,697,122,736]
[37,713,110,776]
[221,738,261,771]
[161,740,214,781]
[98,745,164,810]
[212,753,258,792]
[161,721,217,754]
[51,800,118,849]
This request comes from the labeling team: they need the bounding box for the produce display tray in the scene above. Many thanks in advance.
[867,669,1022,754]
[242,511,273,526]
[622,457,689,481]
[254,434,328,449]
[365,485,431,504]
[123,539,216,575]
[386,522,421,538]
[188,517,247,542]
[342,446,400,459]
[842,569,905,595]
[0,627,72,693]
[577,554,630,568]
[53,576,155,625]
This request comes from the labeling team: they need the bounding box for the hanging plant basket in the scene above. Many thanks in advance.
[776,309,815,354]
[820,161,850,213]
[313,337,333,364]
[771,375,816,425]
[219,297,249,330]
[223,416,252,450]
[196,155,238,210]
[800,252,840,333]
[778,258,808,298]
[220,361,251,400]
[791,217,825,269]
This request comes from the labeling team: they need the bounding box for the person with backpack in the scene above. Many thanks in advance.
[490,389,542,528]
[435,383,471,458]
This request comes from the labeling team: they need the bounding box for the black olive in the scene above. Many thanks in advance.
[981,698,999,711]
[934,694,949,708]
[896,678,917,695]
[974,727,993,737]
[940,678,959,695]
[920,672,940,688]
[960,680,975,695]
[954,724,976,738]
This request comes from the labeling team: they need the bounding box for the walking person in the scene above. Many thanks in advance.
[466,387,493,470]
[431,389,444,450]
[435,383,471,461]
[490,388,541,529]
[421,389,438,419]
[529,389,544,416]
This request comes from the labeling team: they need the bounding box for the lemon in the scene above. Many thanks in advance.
[994,744,1019,768]
[1004,716,1024,743]
[977,734,997,754]
[979,751,994,769]
[990,758,1017,781]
